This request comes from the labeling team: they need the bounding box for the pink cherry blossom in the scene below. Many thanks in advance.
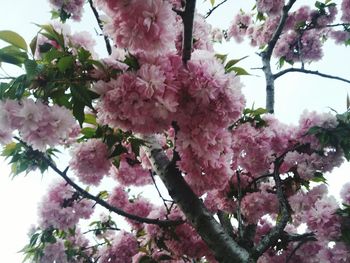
[69,139,111,186]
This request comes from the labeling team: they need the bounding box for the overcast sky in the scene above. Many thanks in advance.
[0,0,350,261]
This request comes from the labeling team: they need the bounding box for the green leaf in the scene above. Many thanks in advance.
[2,142,18,157]
[97,190,109,200]
[215,53,228,63]
[57,56,74,73]
[84,114,97,126]
[0,45,28,66]
[224,56,248,69]
[72,98,85,127]
[24,60,38,81]
[37,24,65,47]
[311,172,327,184]
[77,48,91,63]
[81,127,96,138]
[123,54,140,70]
[226,66,250,75]
[110,144,128,158]
[210,0,215,6]
[0,30,27,51]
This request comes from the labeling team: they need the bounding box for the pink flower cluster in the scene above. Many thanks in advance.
[341,0,350,22]
[96,55,182,134]
[40,239,67,263]
[228,3,344,62]
[49,0,85,21]
[175,51,245,194]
[102,0,177,56]
[227,13,252,43]
[144,208,212,260]
[111,153,152,186]
[256,0,284,16]
[99,231,138,263]
[69,139,111,186]
[340,182,350,204]
[109,186,153,229]
[0,99,76,150]
[38,180,94,230]
[241,190,278,224]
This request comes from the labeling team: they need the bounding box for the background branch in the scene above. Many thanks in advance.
[274,67,350,84]
[88,0,112,55]
[205,0,228,18]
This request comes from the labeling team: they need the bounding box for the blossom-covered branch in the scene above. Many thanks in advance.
[14,137,182,227]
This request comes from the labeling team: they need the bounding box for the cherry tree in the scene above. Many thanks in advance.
[1,0,350,262]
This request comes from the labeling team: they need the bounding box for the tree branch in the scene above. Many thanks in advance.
[285,233,316,263]
[14,137,182,227]
[261,0,296,113]
[142,135,252,263]
[264,0,297,59]
[181,0,196,64]
[88,0,112,55]
[217,210,234,237]
[250,158,291,260]
[274,67,350,84]
[205,0,228,18]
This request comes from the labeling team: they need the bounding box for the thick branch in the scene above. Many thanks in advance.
[205,0,228,18]
[143,135,252,263]
[15,137,181,227]
[181,0,196,64]
[217,210,234,237]
[261,0,296,113]
[274,67,350,84]
[88,0,112,55]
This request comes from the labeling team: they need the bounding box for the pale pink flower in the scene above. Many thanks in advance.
[70,139,111,186]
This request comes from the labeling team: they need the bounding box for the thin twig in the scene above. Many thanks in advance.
[285,233,317,263]
[82,227,120,235]
[246,173,273,191]
[14,137,182,227]
[325,23,350,28]
[205,0,228,18]
[88,0,112,55]
[149,171,171,214]
[274,67,350,84]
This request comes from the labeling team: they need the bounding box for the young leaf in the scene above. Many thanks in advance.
[226,66,250,75]
[224,56,248,70]
[0,30,27,51]
[57,56,74,73]
[0,45,28,66]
